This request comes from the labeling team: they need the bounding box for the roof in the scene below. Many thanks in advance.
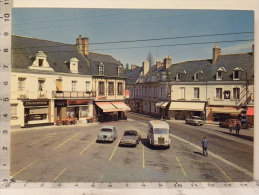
[12,35,92,75]
[125,66,143,84]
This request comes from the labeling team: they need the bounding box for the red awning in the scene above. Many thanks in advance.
[95,102,119,112]
[246,107,254,116]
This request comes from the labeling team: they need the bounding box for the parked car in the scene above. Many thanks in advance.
[147,120,170,149]
[119,130,141,147]
[185,116,204,126]
[96,125,118,143]
[219,119,241,128]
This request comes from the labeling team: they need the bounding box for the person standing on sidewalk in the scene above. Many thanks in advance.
[201,136,209,156]
[235,122,241,135]
[229,120,234,134]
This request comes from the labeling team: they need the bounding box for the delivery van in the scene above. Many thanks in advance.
[147,120,170,149]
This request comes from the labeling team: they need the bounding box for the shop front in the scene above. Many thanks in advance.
[23,100,52,127]
[54,99,91,124]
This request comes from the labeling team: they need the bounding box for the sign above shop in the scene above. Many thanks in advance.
[67,99,90,105]
[23,100,49,106]
[224,91,231,99]
[55,100,67,107]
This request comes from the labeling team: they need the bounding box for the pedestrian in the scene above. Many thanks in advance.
[201,136,209,156]
[235,122,241,135]
[229,120,233,134]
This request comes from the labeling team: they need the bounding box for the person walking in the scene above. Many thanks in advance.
[235,122,241,135]
[229,120,234,134]
[201,136,209,156]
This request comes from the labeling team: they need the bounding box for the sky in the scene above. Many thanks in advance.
[12,8,254,67]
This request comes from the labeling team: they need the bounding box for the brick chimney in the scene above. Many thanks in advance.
[163,55,172,70]
[156,59,162,69]
[212,44,221,64]
[76,35,89,55]
[143,61,150,75]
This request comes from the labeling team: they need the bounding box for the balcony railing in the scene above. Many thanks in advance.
[52,91,96,99]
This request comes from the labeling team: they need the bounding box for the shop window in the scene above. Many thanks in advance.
[72,81,77,92]
[194,87,200,99]
[108,82,114,95]
[99,82,105,95]
[216,88,222,99]
[11,104,18,120]
[233,88,240,99]
[117,83,123,95]
[18,77,26,91]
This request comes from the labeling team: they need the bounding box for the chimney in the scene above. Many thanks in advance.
[163,55,172,70]
[156,59,162,69]
[143,61,150,75]
[212,44,221,64]
[131,64,137,70]
[76,35,89,55]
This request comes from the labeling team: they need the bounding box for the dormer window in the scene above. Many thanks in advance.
[99,63,104,75]
[233,67,243,80]
[29,51,54,71]
[118,65,123,76]
[216,67,226,80]
[176,70,186,81]
[194,70,203,81]
[69,57,79,73]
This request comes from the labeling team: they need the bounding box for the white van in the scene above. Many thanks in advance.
[147,120,171,148]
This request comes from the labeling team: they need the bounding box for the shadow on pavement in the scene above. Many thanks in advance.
[193,151,205,156]
[219,131,254,141]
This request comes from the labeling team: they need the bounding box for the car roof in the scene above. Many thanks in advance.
[101,125,115,129]
[124,130,137,133]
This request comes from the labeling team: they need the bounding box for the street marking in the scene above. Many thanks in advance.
[142,145,145,168]
[176,157,187,177]
[109,139,120,161]
[11,160,38,177]
[136,121,253,178]
[31,136,53,145]
[79,138,96,155]
[53,133,81,150]
[52,167,68,182]
[214,163,233,182]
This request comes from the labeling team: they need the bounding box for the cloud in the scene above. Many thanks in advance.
[223,41,254,54]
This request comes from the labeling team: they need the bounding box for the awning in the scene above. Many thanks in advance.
[246,107,254,116]
[95,102,119,112]
[160,101,169,108]
[155,102,164,107]
[211,109,241,114]
[111,102,131,111]
[169,102,205,111]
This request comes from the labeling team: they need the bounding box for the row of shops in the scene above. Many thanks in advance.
[126,99,254,125]
[13,99,131,128]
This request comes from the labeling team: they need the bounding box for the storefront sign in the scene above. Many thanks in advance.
[67,99,90,105]
[125,90,130,98]
[224,91,231,99]
[55,100,67,107]
[23,100,49,106]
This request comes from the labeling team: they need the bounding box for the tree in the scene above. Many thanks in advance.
[146,50,154,67]
[124,63,129,73]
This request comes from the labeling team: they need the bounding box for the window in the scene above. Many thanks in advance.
[194,87,200,99]
[18,78,26,91]
[118,67,122,76]
[108,82,114,95]
[180,87,185,99]
[38,80,45,91]
[176,73,181,81]
[216,71,222,80]
[233,70,240,80]
[11,104,18,120]
[39,59,44,67]
[99,63,104,75]
[72,81,77,92]
[117,83,123,95]
[194,73,199,81]
[233,88,240,99]
[56,79,62,91]
[86,81,91,91]
[99,82,105,95]
[216,88,222,99]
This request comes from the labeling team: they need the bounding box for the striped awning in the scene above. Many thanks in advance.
[111,102,131,111]
[95,102,119,112]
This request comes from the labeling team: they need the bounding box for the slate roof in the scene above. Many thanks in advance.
[12,35,92,75]
[87,52,123,77]
[125,66,143,84]
[168,53,254,82]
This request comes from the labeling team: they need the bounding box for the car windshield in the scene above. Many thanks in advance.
[193,117,201,120]
[101,128,113,132]
[124,131,137,136]
[154,128,168,134]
